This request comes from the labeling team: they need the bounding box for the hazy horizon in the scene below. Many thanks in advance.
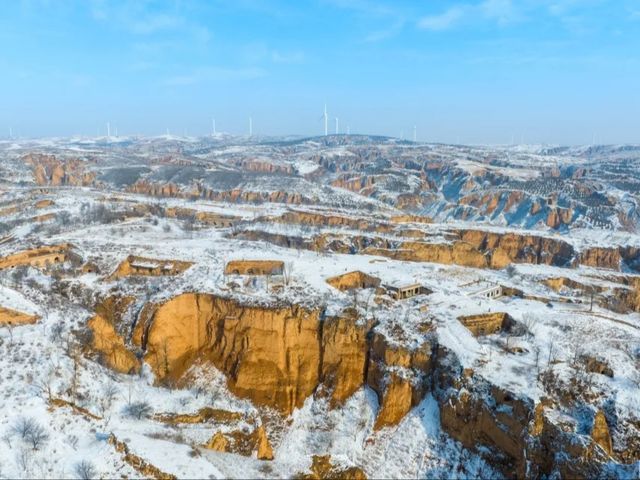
[1,0,639,144]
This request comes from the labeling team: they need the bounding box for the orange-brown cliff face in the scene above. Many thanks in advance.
[24,154,95,186]
[137,293,323,413]
[233,227,640,274]
[367,333,432,430]
[118,293,431,423]
[459,191,526,217]
[457,229,575,269]
[87,296,140,374]
[546,207,574,229]
[320,314,372,406]
[592,410,613,456]
[433,346,621,479]
[87,292,631,477]
[230,159,293,175]
[127,181,309,205]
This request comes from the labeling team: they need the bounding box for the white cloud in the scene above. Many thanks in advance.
[418,0,523,31]
[241,42,306,65]
[418,6,466,31]
[88,1,210,41]
[128,13,185,35]
[363,19,405,43]
[480,0,519,25]
[270,50,305,64]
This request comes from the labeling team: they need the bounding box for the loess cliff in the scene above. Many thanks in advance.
[86,292,636,478]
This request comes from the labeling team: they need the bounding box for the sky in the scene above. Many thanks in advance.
[0,0,639,144]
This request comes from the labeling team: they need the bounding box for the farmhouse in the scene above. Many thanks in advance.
[110,255,193,279]
[384,282,431,300]
[461,280,503,300]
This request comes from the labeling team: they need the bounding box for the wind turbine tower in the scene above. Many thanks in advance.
[249,117,253,137]
[413,125,417,143]
[212,117,216,136]
[323,104,328,136]
[9,127,12,139]
[107,122,111,138]
[335,117,339,135]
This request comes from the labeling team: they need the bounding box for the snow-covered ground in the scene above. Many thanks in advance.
[1,136,639,478]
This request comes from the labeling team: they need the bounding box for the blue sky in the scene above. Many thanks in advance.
[1,0,639,144]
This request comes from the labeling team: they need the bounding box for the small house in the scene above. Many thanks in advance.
[384,282,431,300]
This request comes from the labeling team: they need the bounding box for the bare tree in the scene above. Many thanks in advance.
[533,345,541,380]
[74,460,97,480]
[69,349,82,400]
[521,313,538,337]
[36,367,56,401]
[12,417,49,450]
[6,323,14,348]
[11,417,37,441]
[123,401,152,420]
[282,261,294,286]
[15,447,32,476]
[546,340,556,369]
[587,285,596,312]
[25,423,49,450]
[50,322,65,343]
[98,383,119,420]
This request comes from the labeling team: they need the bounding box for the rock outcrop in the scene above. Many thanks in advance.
[137,294,324,413]
[320,314,371,406]
[592,410,613,456]
[366,333,432,429]
[325,271,381,291]
[24,154,95,187]
[203,425,274,460]
[0,306,39,326]
[87,296,140,374]
[296,455,367,480]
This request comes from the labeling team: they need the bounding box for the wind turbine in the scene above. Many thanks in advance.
[335,117,339,135]
[106,122,111,138]
[212,117,216,136]
[347,125,350,135]
[9,127,12,139]
[413,125,417,142]
[249,117,253,137]
[323,104,328,136]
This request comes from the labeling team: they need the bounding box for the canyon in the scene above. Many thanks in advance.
[0,135,638,479]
